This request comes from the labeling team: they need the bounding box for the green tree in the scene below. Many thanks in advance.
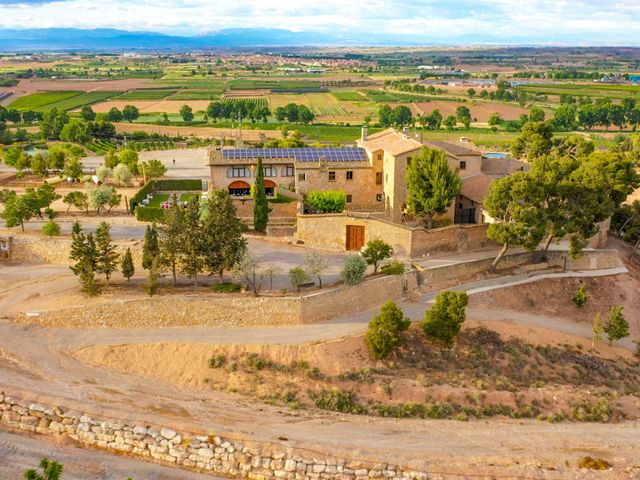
[80,105,96,121]
[467,88,476,98]
[605,306,629,345]
[511,121,554,160]
[361,239,393,274]
[407,146,461,229]
[112,163,133,186]
[145,256,161,296]
[24,457,63,480]
[118,148,139,174]
[378,104,393,128]
[200,190,248,281]
[63,157,83,180]
[253,157,269,232]
[31,152,48,178]
[178,198,205,286]
[0,191,33,232]
[106,107,123,122]
[487,112,502,127]
[421,290,468,347]
[41,220,60,237]
[87,185,121,214]
[573,283,588,308]
[392,105,413,126]
[70,228,101,296]
[140,158,166,182]
[306,190,346,213]
[122,104,140,122]
[121,247,135,282]
[95,221,119,284]
[342,254,367,285]
[443,114,457,129]
[529,106,546,122]
[180,104,194,122]
[289,266,309,292]
[455,106,471,128]
[303,251,329,288]
[47,145,66,171]
[40,108,69,140]
[158,195,184,285]
[365,301,411,359]
[484,172,547,272]
[552,104,577,131]
[592,312,603,351]
[142,223,159,270]
[60,119,91,144]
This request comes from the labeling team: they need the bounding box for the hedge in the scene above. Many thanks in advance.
[154,179,202,191]
[129,178,203,212]
[135,205,166,222]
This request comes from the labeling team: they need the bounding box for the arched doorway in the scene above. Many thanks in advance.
[228,181,250,196]
[264,180,276,197]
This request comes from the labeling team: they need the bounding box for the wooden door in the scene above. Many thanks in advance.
[346,225,365,251]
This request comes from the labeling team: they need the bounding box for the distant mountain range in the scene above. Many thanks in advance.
[0,28,638,51]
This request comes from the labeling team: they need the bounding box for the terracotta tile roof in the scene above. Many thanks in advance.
[481,157,530,177]
[360,129,422,157]
[460,173,494,205]
[425,140,481,157]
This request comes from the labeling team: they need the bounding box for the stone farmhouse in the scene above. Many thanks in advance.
[208,127,527,227]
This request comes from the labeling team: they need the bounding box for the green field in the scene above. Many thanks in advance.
[169,90,222,100]
[86,139,117,154]
[221,97,268,108]
[517,83,640,99]
[331,91,368,101]
[227,79,321,90]
[43,91,119,111]
[315,106,349,116]
[156,79,227,89]
[146,194,170,207]
[117,89,177,100]
[9,91,83,111]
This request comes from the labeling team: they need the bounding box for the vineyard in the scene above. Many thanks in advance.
[170,90,222,100]
[85,139,176,154]
[117,89,177,100]
[221,97,269,109]
[331,91,368,101]
[86,139,117,154]
[227,79,321,90]
[314,105,349,116]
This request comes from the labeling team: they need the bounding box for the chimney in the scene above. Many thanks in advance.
[361,124,368,142]
[402,126,410,137]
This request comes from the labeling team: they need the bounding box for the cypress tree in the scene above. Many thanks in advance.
[121,247,135,282]
[95,222,119,284]
[142,223,159,270]
[253,157,269,232]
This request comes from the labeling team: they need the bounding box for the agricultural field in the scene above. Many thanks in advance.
[92,100,212,113]
[331,91,369,101]
[517,83,640,100]
[414,101,530,122]
[314,105,349,116]
[85,139,117,154]
[8,90,82,111]
[169,90,222,100]
[116,88,177,100]
[227,79,322,90]
[43,91,119,111]
[221,97,268,109]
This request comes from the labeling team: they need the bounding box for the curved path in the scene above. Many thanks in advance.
[0,262,638,477]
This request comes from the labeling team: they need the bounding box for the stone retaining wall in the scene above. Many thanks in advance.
[16,273,416,328]
[417,249,623,286]
[296,213,495,257]
[0,393,429,480]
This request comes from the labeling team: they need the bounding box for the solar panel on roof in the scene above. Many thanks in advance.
[222,147,367,162]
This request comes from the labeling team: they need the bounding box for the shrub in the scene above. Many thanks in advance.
[306,190,346,213]
[605,306,629,345]
[342,254,367,285]
[380,260,406,275]
[421,290,468,347]
[41,220,61,237]
[211,282,242,293]
[208,355,227,368]
[572,283,587,308]
[361,239,393,274]
[308,389,367,414]
[289,266,310,292]
[570,398,611,422]
[365,301,411,359]
[577,456,611,470]
[135,206,165,222]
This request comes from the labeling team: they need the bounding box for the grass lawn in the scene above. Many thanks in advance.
[146,193,170,207]
[180,193,199,202]
[9,91,82,111]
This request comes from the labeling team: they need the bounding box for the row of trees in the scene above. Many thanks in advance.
[206,99,271,123]
[486,126,639,271]
[39,108,115,142]
[0,105,43,124]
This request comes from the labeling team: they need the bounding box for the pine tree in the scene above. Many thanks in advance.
[158,194,184,286]
[253,157,269,232]
[95,222,119,284]
[178,197,205,287]
[121,247,135,282]
[145,256,160,296]
[407,146,461,229]
[201,190,247,280]
[605,306,630,345]
[142,223,159,270]
[78,257,101,296]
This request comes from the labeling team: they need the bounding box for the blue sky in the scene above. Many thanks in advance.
[0,0,639,44]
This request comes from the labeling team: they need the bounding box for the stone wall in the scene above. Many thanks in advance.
[16,272,416,328]
[5,235,143,266]
[417,249,623,286]
[296,213,495,257]
[0,393,430,480]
